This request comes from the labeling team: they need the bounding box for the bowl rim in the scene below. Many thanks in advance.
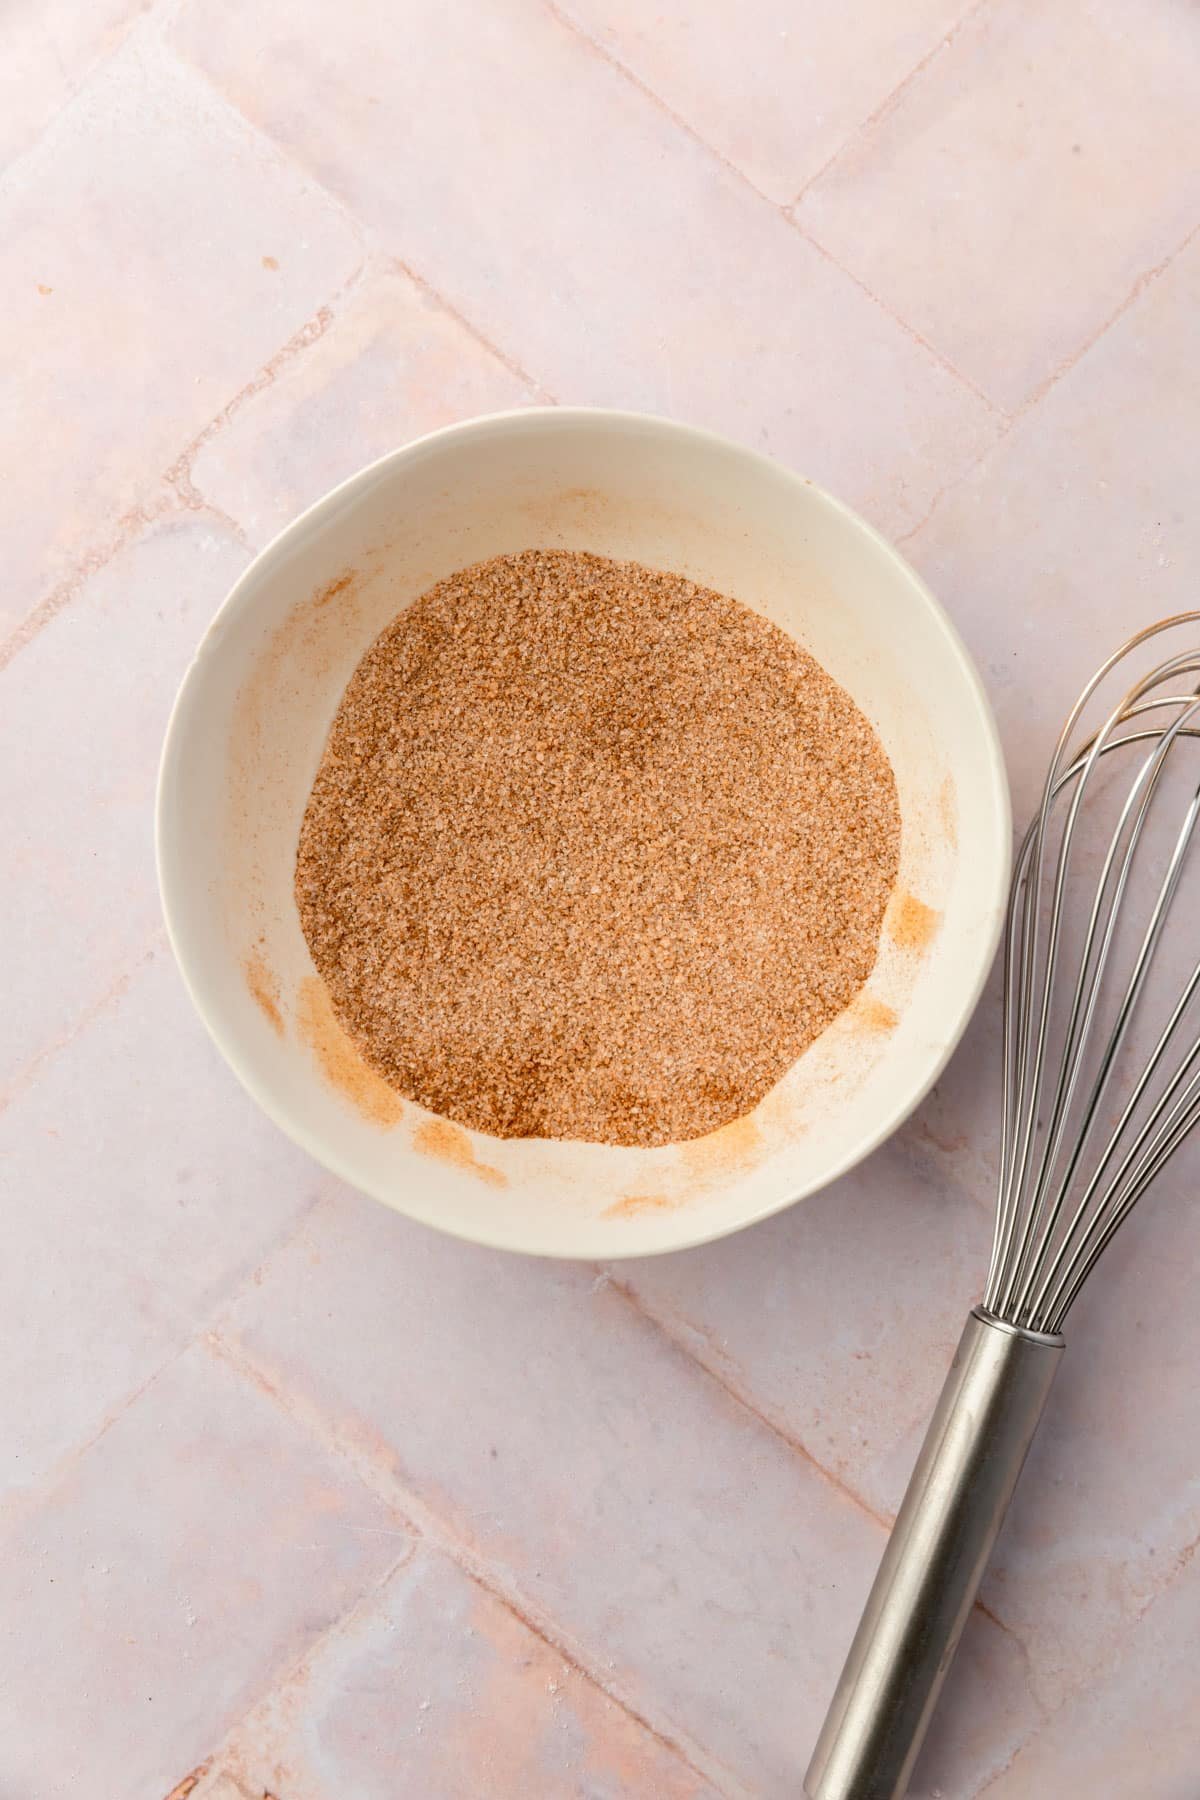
[156,404,1011,1258]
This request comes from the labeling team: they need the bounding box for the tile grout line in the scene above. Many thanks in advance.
[605,1274,1047,1665]
[204,1188,1200,1770]
[203,1323,749,1799]
[202,1262,1055,1792]
[8,3,1191,678]
[459,1558,742,1795]
[549,0,1200,450]
[792,224,1007,417]
[0,467,253,675]
[1015,217,1200,416]
[0,1153,730,1791]
[891,433,1005,549]
[165,1537,419,1800]
[166,243,556,509]
[0,5,161,198]
[386,253,555,402]
[167,32,554,406]
[215,1189,1013,1674]
[0,939,1028,1771]
[9,1066,1181,1794]
[543,0,1001,416]
[205,1191,1037,1673]
[0,1333,194,1542]
[0,284,345,674]
[0,24,379,674]
[1,246,550,678]
[604,1274,893,1532]
[0,1186,330,1545]
[1,243,550,679]
[786,0,992,211]
[972,1519,1200,1798]
[0,933,165,1115]
[162,264,370,509]
[895,217,1200,550]
[1,490,177,675]
[974,1598,1049,1725]
[1131,1519,1200,1627]
[542,0,777,204]
[155,28,372,261]
[3,0,1064,678]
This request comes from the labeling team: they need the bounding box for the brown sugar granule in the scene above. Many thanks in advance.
[295,549,900,1147]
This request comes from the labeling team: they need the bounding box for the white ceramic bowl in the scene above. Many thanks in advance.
[157,409,1009,1258]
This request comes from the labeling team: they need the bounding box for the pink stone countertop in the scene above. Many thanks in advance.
[3,3,1199,1796]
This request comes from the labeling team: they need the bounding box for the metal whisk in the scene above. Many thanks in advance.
[806,616,1200,1800]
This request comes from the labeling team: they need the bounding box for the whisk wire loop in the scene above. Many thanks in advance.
[984,614,1200,1333]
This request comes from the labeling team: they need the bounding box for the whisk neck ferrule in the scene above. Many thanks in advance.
[970,1303,1065,1348]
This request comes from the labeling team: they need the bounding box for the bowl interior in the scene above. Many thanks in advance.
[157,410,1008,1256]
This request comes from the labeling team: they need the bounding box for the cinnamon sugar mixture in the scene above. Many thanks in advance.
[296,550,900,1146]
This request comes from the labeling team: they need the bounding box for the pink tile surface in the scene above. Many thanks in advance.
[211,1192,1040,1797]
[1,515,249,1089]
[169,0,999,539]
[616,1126,994,1524]
[556,0,970,203]
[3,3,1200,1795]
[187,258,535,548]
[0,1344,405,1799]
[198,1547,717,1799]
[0,0,148,171]
[906,226,1200,818]
[796,0,1200,411]
[212,1191,898,1793]
[0,30,360,641]
[982,1546,1200,1799]
[0,950,322,1508]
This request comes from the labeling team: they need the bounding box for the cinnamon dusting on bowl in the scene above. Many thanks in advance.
[854,995,899,1033]
[297,975,404,1127]
[244,949,284,1035]
[681,1112,763,1177]
[225,561,374,942]
[888,892,941,954]
[313,569,357,609]
[938,775,959,850]
[412,1117,507,1188]
[603,1193,673,1220]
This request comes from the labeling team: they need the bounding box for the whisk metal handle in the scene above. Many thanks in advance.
[804,1307,1063,1800]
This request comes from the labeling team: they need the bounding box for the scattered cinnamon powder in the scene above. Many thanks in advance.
[680,1110,764,1178]
[888,891,941,953]
[243,948,283,1035]
[412,1117,507,1188]
[313,569,357,609]
[855,995,899,1033]
[297,975,404,1127]
[162,1767,210,1800]
[295,549,900,1146]
[938,773,959,850]
[603,1193,674,1220]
